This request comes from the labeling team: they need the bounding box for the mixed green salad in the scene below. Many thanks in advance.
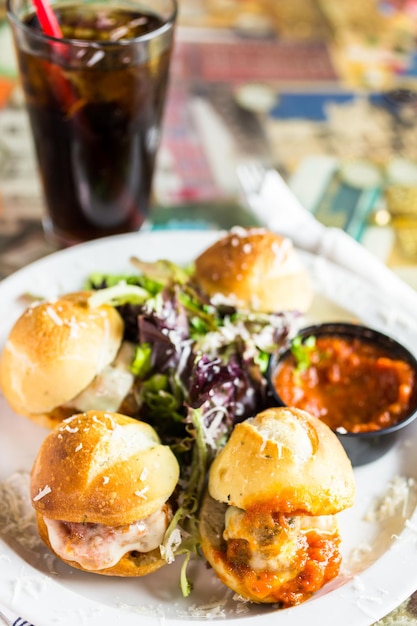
[84,256,301,595]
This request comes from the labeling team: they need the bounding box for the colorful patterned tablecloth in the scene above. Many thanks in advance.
[3,0,417,283]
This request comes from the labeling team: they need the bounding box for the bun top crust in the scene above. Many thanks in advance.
[194,227,313,313]
[208,407,355,515]
[0,292,124,417]
[30,411,180,525]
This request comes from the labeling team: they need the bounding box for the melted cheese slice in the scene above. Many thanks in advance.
[224,506,338,573]
[44,505,170,570]
[69,341,135,413]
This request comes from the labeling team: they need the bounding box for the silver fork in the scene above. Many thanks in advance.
[236,160,309,228]
[0,610,35,626]
[236,160,270,204]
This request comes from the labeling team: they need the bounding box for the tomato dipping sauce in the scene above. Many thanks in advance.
[273,333,417,434]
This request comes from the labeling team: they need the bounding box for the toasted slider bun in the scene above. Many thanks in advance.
[199,407,355,605]
[0,292,124,428]
[209,406,355,515]
[194,227,313,313]
[31,410,180,576]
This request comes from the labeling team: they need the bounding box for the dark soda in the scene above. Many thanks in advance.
[12,3,175,245]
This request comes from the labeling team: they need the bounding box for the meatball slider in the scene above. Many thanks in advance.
[30,410,180,576]
[194,227,313,313]
[0,291,134,428]
[199,407,355,607]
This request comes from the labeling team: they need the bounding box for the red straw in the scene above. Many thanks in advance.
[31,0,76,111]
[32,0,63,38]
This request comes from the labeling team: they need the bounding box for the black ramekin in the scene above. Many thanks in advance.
[267,322,417,466]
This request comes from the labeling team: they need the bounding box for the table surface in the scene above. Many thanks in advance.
[1,1,417,623]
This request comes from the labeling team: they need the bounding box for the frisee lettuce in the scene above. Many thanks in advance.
[161,407,209,597]
[130,257,190,285]
[138,373,185,424]
[87,283,149,307]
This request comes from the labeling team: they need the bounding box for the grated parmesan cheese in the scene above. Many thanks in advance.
[33,485,52,501]
[199,405,229,450]
[45,305,63,326]
[63,425,79,433]
[179,589,233,618]
[135,485,149,499]
[160,527,182,564]
[364,476,416,523]
[0,472,43,552]
[185,603,227,618]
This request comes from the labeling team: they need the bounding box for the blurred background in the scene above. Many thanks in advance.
[1,0,417,284]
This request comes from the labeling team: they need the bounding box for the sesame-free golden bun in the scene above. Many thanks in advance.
[194,227,313,313]
[31,411,180,576]
[208,407,355,515]
[0,292,124,428]
[199,407,355,604]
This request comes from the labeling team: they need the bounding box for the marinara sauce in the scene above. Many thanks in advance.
[217,503,341,607]
[273,336,416,433]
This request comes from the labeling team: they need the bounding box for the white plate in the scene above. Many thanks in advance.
[1,229,417,626]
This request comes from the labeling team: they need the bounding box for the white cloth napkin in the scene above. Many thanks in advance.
[246,168,417,315]
[0,605,34,626]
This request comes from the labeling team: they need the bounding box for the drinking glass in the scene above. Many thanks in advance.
[7,0,177,245]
